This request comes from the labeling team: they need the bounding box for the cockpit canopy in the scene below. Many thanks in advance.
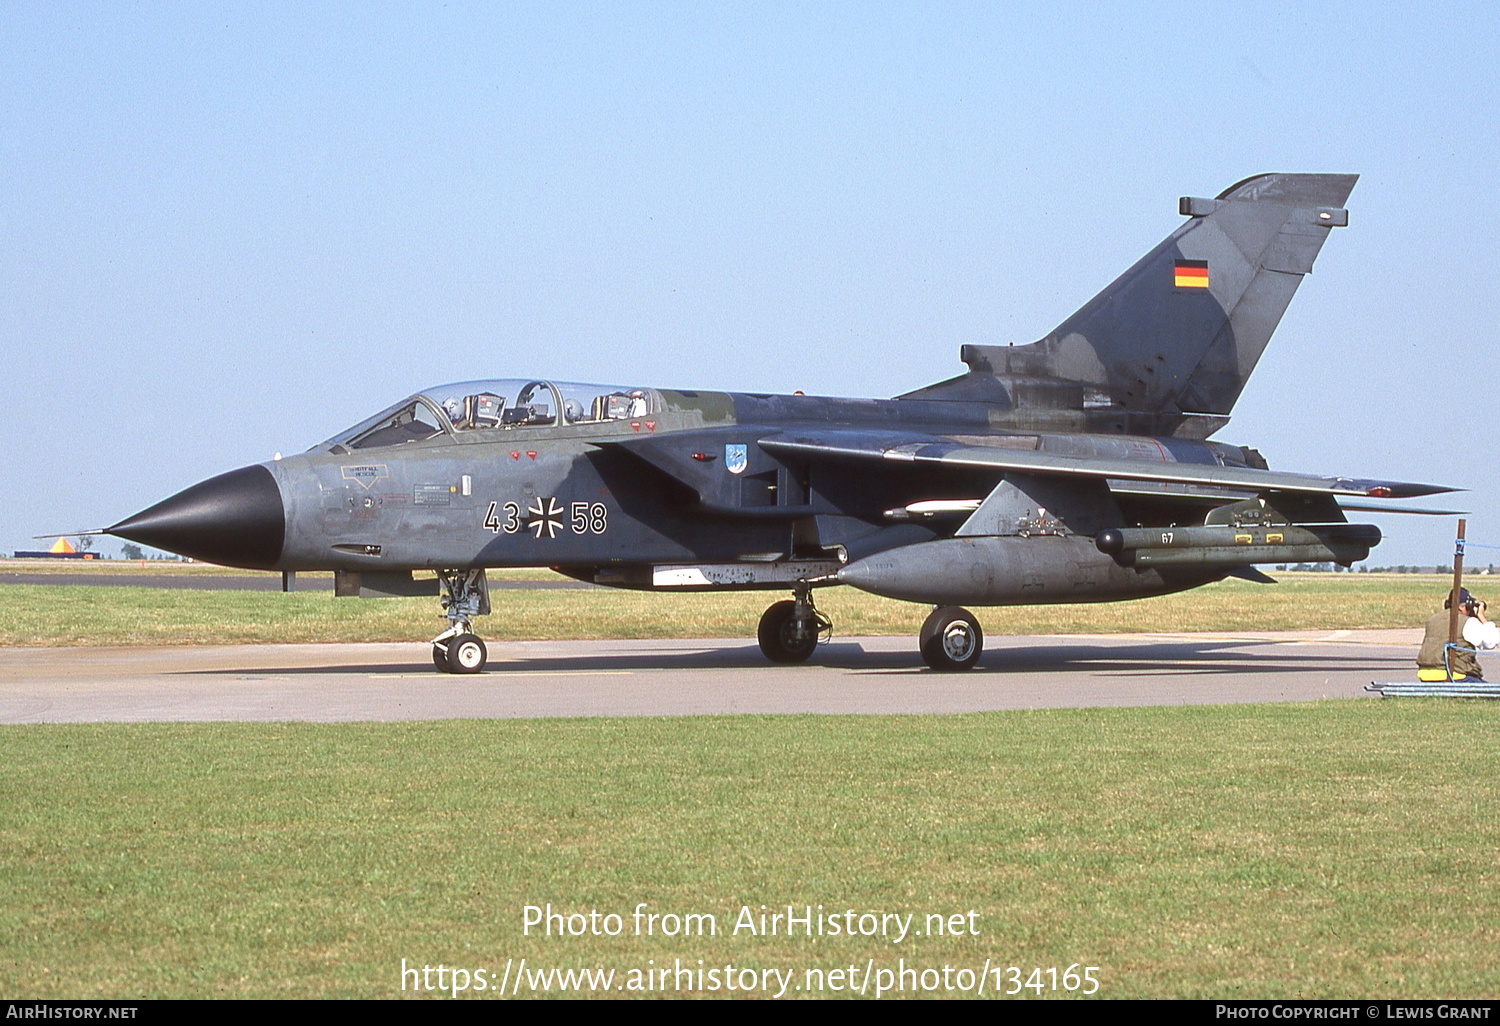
[323,379,661,452]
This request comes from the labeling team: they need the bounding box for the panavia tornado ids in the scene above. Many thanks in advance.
[99,173,1455,673]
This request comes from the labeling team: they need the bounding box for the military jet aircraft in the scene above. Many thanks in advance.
[99,173,1455,673]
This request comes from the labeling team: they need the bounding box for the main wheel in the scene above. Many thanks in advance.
[432,642,450,672]
[447,633,488,674]
[919,606,983,671]
[758,600,817,664]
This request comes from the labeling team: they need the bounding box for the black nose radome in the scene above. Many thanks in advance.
[109,464,285,569]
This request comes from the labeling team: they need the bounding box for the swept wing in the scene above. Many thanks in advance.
[756,431,1455,501]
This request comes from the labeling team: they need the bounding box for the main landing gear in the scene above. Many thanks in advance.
[757,582,832,663]
[755,588,984,671]
[431,569,492,674]
[919,606,984,671]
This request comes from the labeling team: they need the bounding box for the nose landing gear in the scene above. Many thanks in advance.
[431,569,491,673]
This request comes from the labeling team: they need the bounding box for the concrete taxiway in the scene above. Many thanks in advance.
[0,630,1425,723]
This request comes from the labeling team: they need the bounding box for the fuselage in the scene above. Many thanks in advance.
[283,382,1248,575]
[112,377,1255,607]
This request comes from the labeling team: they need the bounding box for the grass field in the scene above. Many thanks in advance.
[4,571,1491,1000]
[0,574,1464,647]
[4,704,1499,999]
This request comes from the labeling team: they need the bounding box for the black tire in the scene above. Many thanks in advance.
[758,600,817,664]
[447,633,488,674]
[919,607,983,671]
[432,643,450,672]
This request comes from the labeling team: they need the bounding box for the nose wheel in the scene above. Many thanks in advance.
[430,569,492,674]
[919,606,983,671]
[433,632,488,674]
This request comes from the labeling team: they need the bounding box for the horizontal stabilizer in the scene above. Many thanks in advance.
[1337,503,1469,517]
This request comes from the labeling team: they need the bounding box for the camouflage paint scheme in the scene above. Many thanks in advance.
[107,174,1456,671]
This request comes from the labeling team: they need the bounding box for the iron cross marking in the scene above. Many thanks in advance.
[527,497,565,539]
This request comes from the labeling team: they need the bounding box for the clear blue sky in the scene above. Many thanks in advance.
[3,2,1496,567]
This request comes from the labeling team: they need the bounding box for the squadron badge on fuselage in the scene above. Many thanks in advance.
[725,444,748,475]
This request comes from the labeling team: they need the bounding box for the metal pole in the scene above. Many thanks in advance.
[1449,519,1467,644]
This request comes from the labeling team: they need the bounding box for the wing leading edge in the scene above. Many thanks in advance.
[757,433,1456,501]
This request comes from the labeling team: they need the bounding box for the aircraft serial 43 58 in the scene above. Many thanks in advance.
[97,173,1455,673]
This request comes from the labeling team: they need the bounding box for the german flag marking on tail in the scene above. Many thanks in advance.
[1174,259,1209,288]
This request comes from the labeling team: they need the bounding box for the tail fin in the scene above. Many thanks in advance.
[943,173,1356,425]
